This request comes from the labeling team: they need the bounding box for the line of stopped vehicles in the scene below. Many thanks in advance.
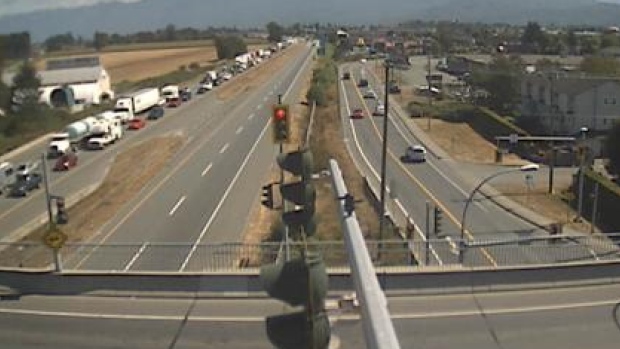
[0,44,289,199]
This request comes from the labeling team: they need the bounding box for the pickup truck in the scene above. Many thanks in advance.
[87,134,115,150]
[9,173,42,197]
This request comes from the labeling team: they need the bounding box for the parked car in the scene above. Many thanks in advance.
[402,145,427,163]
[351,108,364,119]
[147,106,165,120]
[53,152,78,171]
[127,118,146,130]
[9,173,41,197]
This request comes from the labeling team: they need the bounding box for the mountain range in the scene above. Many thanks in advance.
[1,0,620,42]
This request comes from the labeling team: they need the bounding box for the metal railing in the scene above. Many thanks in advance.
[0,233,618,272]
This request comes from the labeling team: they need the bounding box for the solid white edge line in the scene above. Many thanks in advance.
[179,120,271,271]
[1,297,617,321]
[178,47,313,272]
[201,163,213,177]
[340,73,443,266]
[168,196,186,216]
[236,126,243,135]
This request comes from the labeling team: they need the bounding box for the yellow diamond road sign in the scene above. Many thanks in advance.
[44,228,68,249]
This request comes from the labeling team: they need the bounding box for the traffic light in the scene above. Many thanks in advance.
[260,250,330,349]
[55,197,68,224]
[433,206,443,235]
[261,183,275,209]
[277,148,316,238]
[272,104,290,144]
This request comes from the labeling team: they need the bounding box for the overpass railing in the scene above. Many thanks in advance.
[0,233,618,272]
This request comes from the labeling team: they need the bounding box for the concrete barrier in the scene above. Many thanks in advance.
[1,260,620,297]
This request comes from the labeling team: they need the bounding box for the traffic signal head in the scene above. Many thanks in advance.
[261,183,274,209]
[433,207,443,235]
[272,104,290,143]
[276,148,313,179]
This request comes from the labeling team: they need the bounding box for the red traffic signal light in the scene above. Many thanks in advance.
[272,104,290,143]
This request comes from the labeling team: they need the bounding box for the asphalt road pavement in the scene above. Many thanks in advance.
[1,283,619,348]
[339,62,600,267]
[61,44,315,271]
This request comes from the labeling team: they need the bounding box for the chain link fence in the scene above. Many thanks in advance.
[0,234,618,272]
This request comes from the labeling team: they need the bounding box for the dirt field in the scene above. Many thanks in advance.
[37,44,264,84]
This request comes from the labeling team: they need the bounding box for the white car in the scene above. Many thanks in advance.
[373,103,385,116]
[363,89,377,99]
[16,162,39,176]
[404,145,427,163]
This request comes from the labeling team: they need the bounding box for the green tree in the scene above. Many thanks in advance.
[214,36,247,59]
[11,61,41,114]
[521,22,547,53]
[600,33,620,49]
[266,21,284,43]
[470,55,523,113]
[93,31,109,51]
[579,56,620,76]
[606,121,620,175]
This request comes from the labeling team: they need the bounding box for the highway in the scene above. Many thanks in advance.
[0,283,619,348]
[0,44,314,272]
[339,62,604,266]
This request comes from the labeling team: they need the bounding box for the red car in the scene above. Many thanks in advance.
[53,152,78,171]
[351,108,364,119]
[127,118,146,130]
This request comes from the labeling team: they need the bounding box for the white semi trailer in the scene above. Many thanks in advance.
[115,88,160,115]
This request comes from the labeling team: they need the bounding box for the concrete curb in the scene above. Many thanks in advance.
[0,133,53,163]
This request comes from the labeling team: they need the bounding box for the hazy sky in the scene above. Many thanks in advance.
[0,0,141,17]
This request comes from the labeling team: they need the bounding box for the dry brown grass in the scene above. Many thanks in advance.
[0,136,184,267]
[216,44,306,101]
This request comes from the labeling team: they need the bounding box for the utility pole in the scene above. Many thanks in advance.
[41,153,53,228]
[378,61,390,260]
[425,201,431,266]
[426,39,432,131]
[590,182,600,234]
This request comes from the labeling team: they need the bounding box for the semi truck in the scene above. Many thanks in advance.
[161,85,181,107]
[115,88,160,115]
[86,119,123,150]
[47,116,99,158]
[98,109,134,124]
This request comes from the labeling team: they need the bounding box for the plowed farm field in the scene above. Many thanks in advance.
[38,44,263,84]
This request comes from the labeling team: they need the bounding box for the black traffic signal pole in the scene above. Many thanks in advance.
[277,93,291,260]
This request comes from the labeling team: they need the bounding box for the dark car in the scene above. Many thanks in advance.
[9,173,41,197]
[181,88,192,101]
[53,152,78,171]
[147,106,165,120]
[358,79,369,87]
[342,72,351,80]
[351,108,364,119]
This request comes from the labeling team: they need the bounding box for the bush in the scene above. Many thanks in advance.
[188,62,200,70]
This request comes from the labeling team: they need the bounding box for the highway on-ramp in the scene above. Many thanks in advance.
[339,62,606,267]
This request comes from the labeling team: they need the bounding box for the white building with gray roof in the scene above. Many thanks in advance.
[3,56,114,108]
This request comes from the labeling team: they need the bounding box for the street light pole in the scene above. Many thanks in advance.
[459,164,539,264]
[378,61,391,259]
[576,127,588,221]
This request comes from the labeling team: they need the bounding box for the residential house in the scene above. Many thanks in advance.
[521,73,620,134]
